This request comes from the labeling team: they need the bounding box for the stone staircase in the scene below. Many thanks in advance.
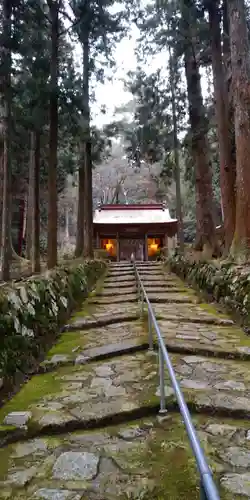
[0,263,250,498]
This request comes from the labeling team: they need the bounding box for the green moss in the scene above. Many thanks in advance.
[0,424,17,432]
[0,371,63,422]
[0,415,247,498]
[70,297,100,320]
[0,442,13,480]
[199,303,250,349]
[116,416,199,500]
[46,331,88,357]
[199,302,229,319]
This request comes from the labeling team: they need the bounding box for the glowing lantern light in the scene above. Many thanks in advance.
[105,239,113,252]
[150,238,158,252]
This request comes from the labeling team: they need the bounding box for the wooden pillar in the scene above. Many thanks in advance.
[116,233,119,262]
[96,232,100,249]
[164,233,168,257]
[144,233,148,261]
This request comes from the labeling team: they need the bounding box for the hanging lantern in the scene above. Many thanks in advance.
[150,238,158,252]
[105,239,113,252]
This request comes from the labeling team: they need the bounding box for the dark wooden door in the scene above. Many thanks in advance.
[119,239,144,261]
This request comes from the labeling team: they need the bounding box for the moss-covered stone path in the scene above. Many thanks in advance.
[2,262,250,498]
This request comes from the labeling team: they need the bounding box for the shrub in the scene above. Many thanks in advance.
[0,259,106,379]
[168,254,250,325]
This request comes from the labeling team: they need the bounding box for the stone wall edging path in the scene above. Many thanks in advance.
[1,262,250,498]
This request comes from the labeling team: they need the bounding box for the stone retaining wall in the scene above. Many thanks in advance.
[0,259,106,386]
[168,255,250,326]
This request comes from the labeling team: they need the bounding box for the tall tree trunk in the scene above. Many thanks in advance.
[1,0,12,281]
[47,0,60,269]
[75,145,85,257]
[33,131,41,272]
[18,196,25,256]
[26,131,35,260]
[182,0,218,255]
[65,206,70,241]
[169,47,184,254]
[207,0,236,255]
[82,35,93,258]
[0,143,4,250]
[228,0,250,260]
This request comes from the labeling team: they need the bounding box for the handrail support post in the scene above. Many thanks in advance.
[159,346,166,413]
[140,293,144,318]
[200,481,208,500]
[148,312,153,350]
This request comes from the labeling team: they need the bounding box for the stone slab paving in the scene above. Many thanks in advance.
[89,296,137,305]
[3,262,250,498]
[157,319,250,359]
[66,304,139,330]
[143,285,189,293]
[147,291,196,303]
[169,353,250,416]
[104,276,135,284]
[94,287,137,297]
[106,271,135,278]
[1,414,250,499]
[153,302,234,324]
[0,352,159,438]
[43,322,148,367]
[3,350,250,439]
[103,280,136,288]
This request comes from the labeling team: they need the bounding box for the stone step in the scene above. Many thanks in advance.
[137,270,163,275]
[135,261,163,267]
[0,412,249,498]
[104,281,136,288]
[4,257,250,500]
[136,262,162,267]
[139,275,174,281]
[137,269,162,274]
[141,281,184,288]
[110,262,133,266]
[109,263,134,267]
[96,288,137,297]
[90,296,138,305]
[108,271,135,278]
[3,350,250,441]
[109,266,134,272]
[143,286,188,294]
[42,339,149,372]
[64,311,139,331]
[156,318,250,357]
[105,275,135,281]
[148,292,195,304]
[153,303,234,324]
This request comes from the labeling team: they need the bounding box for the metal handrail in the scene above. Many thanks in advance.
[133,262,220,500]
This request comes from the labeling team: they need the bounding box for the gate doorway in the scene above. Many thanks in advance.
[119,238,145,261]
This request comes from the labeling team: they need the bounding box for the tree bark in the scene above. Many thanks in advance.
[169,47,184,254]
[228,0,250,260]
[82,35,93,258]
[0,143,4,249]
[26,131,35,260]
[65,206,69,241]
[18,196,25,256]
[208,0,236,255]
[47,0,61,268]
[75,146,85,257]
[1,0,12,281]
[33,131,41,272]
[182,0,218,255]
